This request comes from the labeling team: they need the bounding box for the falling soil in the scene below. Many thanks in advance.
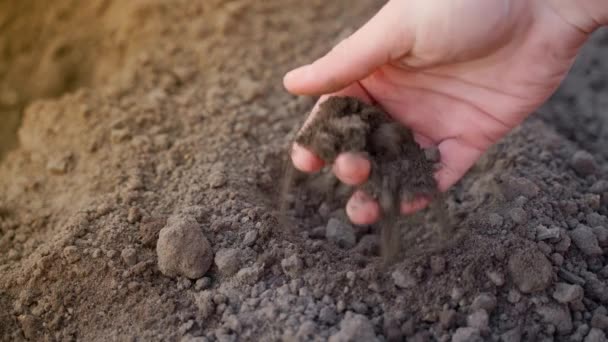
[1,1,608,341]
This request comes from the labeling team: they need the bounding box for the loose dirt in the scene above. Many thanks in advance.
[1,1,607,341]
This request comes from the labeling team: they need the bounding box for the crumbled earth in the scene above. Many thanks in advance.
[0,1,607,341]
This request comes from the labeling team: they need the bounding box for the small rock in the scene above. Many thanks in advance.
[508,248,553,293]
[592,226,608,247]
[471,293,497,313]
[326,218,356,249]
[128,207,143,224]
[509,208,528,224]
[554,234,571,253]
[392,270,417,289]
[536,225,561,241]
[467,310,489,330]
[309,226,327,239]
[551,253,564,266]
[63,246,80,263]
[536,304,573,335]
[281,254,303,278]
[157,215,213,279]
[195,277,212,291]
[558,268,586,285]
[209,171,227,188]
[235,263,263,285]
[571,150,598,175]
[121,247,137,266]
[47,156,70,175]
[214,248,241,276]
[430,256,446,275]
[587,213,607,227]
[507,289,521,303]
[319,306,338,325]
[553,283,584,304]
[570,225,603,256]
[353,235,379,256]
[486,270,505,287]
[590,180,608,194]
[242,230,258,247]
[111,128,131,143]
[591,313,608,330]
[584,328,606,342]
[451,327,482,342]
[328,312,380,342]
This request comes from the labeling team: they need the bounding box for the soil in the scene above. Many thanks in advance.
[0,1,607,341]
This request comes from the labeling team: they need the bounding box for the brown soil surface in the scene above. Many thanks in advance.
[1,1,607,341]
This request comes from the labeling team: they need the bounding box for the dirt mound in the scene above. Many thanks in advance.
[0,1,607,341]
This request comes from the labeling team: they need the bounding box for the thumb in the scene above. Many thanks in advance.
[284,1,412,95]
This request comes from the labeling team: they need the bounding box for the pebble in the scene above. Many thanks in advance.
[326,218,357,249]
[318,306,338,325]
[508,248,553,293]
[554,234,572,252]
[157,215,213,279]
[536,304,573,335]
[195,277,212,291]
[500,327,522,342]
[451,327,482,342]
[587,213,607,227]
[430,256,446,275]
[551,253,564,266]
[509,208,528,224]
[235,264,263,285]
[591,312,608,330]
[281,254,303,278]
[571,150,598,175]
[392,270,417,289]
[584,328,606,342]
[209,171,227,188]
[121,247,137,266]
[486,270,505,286]
[242,230,258,247]
[592,226,608,247]
[558,268,586,285]
[507,289,521,304]
[127,207,142,224]
[467,310,489,330]
[439,309,457,329]
[570,225,603,256]
[328,312,380,342]
[214,248,241,276]
[590,180,608,194]
[553,283,584,304]
[471,293,497,313]
[536,225,561,241]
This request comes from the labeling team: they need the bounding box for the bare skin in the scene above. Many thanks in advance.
[285,0,607,225]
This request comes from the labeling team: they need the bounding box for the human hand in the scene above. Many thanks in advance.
[285,0,601,225]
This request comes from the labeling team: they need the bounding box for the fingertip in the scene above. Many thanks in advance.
[291,143,324,172]
[400,197,430,215]
[333,153,371,185]
[283,65,310,94]
[346,190,380,225]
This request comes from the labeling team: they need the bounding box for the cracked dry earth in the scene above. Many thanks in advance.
[1,1,608,341]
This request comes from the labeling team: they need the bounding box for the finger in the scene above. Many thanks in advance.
[434,138,484,191]
[401,196,430,215]
[291,143,324,172]
[332,152,371,185]
[291,83,373,173]
[346,190,380,225]
[283,1,413,95]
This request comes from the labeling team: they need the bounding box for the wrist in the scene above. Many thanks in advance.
[547,0,608,33]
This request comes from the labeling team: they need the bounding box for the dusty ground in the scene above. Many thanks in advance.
[0,1,607,341]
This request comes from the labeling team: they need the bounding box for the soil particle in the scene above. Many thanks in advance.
[500,175,540,200]
[591,312,608,330]
[325,218,356,249]
[242,230,257,247]
[553,283,584,304]
[585,328,607,342]
[214,248,241,276]
[536,225,561,241]
[536,304,573,335]
[570,225,603,256]
[509,208,528,225]
[571,150,598,175]
[328,312,380,342]
[508,248,553,293]
[451,327,483,342]
[467,309,489,330]
[157,215,213,279]
[281,254,303,278]
[592,226,608,247]
[121,247,137,266]
[471,293,497,313]
[392,269,417,289]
